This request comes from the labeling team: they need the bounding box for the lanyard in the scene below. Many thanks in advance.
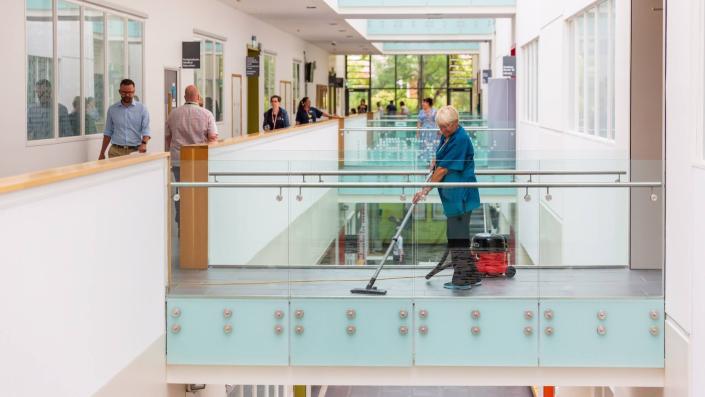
[271,110,278,130]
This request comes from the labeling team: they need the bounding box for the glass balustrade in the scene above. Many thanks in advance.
[168,156,662,301]
[166,155,663,368]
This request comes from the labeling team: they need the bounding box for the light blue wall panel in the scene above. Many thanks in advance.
[414,299,539,366]
[339,0,515,6]
[290,298,413,366]
[368,19,494,35]
[167,298,289,365]
[539,299,664,368]
[382,42,481,52]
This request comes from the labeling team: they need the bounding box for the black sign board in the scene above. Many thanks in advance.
[482,69,492,84]
[246,56,260,77]
[502,56,516,78]
[182,41,201,69]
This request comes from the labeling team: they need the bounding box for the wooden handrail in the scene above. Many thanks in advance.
[0,152,169,196]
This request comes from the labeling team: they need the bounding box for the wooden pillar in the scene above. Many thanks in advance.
[180,144,209,269]
[338,117,345,169]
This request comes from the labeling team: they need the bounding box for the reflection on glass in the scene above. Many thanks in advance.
[26,0,55,141]
[108,16,125,105]
[58,1,80,137]
[263,53,275,115]
[84,9,104,134]
[216,42,224,122]
[293,62,301,111]
[194,39,204,96]
[128,20,143,101]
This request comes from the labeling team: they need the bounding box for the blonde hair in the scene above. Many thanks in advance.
[435,105,459,128]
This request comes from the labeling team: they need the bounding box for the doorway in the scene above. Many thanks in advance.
[231,74,243,138]
[164,68,179,151]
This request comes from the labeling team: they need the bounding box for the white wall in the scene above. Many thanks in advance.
[0,156,169,396]
[514,0,632,267]
[208,122,339,265]
[1,0,329,178]
[663,0,705,395]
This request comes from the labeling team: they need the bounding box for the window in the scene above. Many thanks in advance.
[26,0,145,141]
[193,37,225,122]
[569,0,615,139]
[522,39,539,123]
[263,53,275,112]
[292,61,302,111]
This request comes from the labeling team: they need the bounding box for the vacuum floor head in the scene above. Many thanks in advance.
[350,287,388,295]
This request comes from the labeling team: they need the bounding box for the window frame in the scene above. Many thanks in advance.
[568,0,615,140]
[25,0,145,145]
[521,38,539,123]
[193,34,225,124]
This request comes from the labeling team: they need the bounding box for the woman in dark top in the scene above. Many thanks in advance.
[295,96,338,125]
[262,95,290,131]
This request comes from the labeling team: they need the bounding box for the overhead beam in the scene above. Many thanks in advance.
[335,6,516,19]
[365,34,493,42]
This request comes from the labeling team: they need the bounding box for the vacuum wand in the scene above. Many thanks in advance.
[351,171,434,295]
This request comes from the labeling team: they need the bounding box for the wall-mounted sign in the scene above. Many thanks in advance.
[182,41,201,69]
[246,56,260,77]
[502,56,516,78]
[482,69,492,84]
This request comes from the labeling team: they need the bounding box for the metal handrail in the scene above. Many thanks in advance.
[172,181,661,189]
[209,170,628,178]
[342,127,514,132]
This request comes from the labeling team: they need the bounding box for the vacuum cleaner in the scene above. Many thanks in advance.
[351,172,433,295]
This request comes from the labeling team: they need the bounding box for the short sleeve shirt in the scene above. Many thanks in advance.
[435,125,481,217]
[417,109,437,130]
[296,107,323,124]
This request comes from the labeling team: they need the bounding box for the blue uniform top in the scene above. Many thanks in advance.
[435,125,481,217]
[295,107,323,124]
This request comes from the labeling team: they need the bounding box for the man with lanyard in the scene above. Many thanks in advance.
[413,106,482,290]
[165,85,218,229]
[98,79,151,159]
[262,95,290,131]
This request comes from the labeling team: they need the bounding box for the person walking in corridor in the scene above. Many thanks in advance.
[413,105,481,290]
[98,79,151,159]
[165,85,219,228]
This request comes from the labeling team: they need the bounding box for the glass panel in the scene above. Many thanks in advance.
[597,2,609,138]
[57,1,79,138]
[127,19,143,102]
[107,16,125,105]
[396,88,418,115]
[84,9,105,134]
[215,42,224,122]
[450,91,471,114]
[348,90,368,115]
[345,55,370,89]
[422,55,448,89]
[293,62,301,111]
[26,0,54,141]
[371,89,395,116]
[395,55,419,89]
[448,54,473,88]
[421,87,447,109]
[575,15,585,133]
[585,8,596,136]
[205,40,214,114]
[371,55,395,88]
[194,40,204,96]
[263,54,275,114]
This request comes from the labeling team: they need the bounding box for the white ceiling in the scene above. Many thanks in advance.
[222,0,378,54]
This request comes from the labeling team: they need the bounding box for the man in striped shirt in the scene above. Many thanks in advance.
[165,85,218,228]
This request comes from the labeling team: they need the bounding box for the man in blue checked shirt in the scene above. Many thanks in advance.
[98,79,151,160]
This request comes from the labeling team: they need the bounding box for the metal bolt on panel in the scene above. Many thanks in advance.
[419,309,428,319]
[171,307,181,318]
[346,309,356,320]
[223,308,233,319]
